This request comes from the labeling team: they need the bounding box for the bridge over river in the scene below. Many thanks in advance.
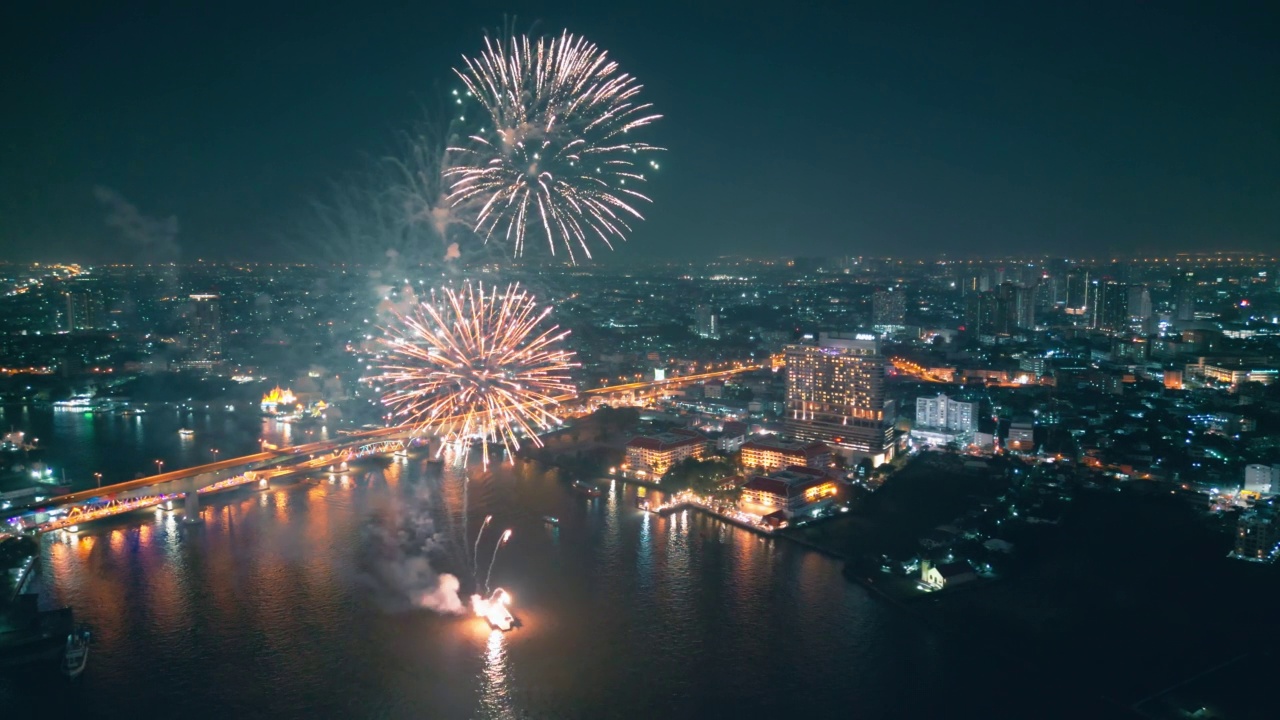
[4,363,762,535]
[3,426,428,534]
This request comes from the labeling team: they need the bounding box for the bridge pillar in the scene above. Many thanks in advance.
[183,490,203,524]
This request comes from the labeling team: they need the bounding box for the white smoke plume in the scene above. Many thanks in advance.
[93,186,180,262]
[356,481,466,614]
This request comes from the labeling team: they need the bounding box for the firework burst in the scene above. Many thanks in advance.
[446,30,663,263]
[374,281,577,467]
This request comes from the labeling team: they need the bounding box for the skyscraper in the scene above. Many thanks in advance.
[1173,270,1196,322]
[871,288,906,331]
[693,304,719,339]
[784,333,895,465]
[964,291,1000,337]
[1127,285,1152,329]
[1085,280,1129,332]
[64,278,105,332]
[187,294,222,363]
[1066,268,1091,314]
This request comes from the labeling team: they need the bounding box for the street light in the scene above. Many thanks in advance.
[93,472,102,488]
[211,448,220,462]
[154,459,164,474]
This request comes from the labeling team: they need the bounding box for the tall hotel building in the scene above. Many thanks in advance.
[784,332,895,466]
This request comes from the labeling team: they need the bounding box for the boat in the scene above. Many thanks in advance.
[542,516,559,525]
[178,428,195,437]
[61,625,91,679]
[392,448,409,458]
[571,480,602,498]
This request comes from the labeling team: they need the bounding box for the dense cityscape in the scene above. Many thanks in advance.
[4,2,1278,719]
[3,254,1279,715]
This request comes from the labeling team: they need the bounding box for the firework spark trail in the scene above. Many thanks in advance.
[472,514,493,580]
[485,529,513,595]
[373,280,578,468]
[446,30,663,263]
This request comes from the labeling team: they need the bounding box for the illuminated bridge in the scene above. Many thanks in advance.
[5,425,429,534]
[8,365,761,534]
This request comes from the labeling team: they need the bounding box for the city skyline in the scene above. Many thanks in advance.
[3,5,1280,716]
[3,2,1277,264]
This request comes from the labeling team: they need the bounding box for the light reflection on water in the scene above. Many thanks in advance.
[0,451,1018,719]
[479,629,514,720]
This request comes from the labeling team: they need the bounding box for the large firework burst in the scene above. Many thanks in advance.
[445,31,663,263]
[373,281,577,466]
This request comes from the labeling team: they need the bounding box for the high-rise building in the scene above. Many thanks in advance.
[871,288,906,331]
[1086,281,1129,331]
[964,291,999,337]
[915,393,978,434]
[187,294,222,362]
[1066,269,1091,314]
[693,304,719,339]
[784,332,895,465]
[1127,285,1152,329]
[64,278,105,332]
[1173,270,1196,322]
[1013,283,1037,330]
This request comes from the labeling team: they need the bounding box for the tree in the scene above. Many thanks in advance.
[664,456,739,502]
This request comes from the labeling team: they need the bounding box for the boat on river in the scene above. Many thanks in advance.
[61,625,91,679]
[571,480,602,498]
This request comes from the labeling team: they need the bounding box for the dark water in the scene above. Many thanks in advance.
[1,422,1040,719]
[0,405,329,491]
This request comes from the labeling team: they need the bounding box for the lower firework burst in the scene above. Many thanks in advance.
[373,281,578,467]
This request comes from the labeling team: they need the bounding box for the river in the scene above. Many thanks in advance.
[0,407,1030,719]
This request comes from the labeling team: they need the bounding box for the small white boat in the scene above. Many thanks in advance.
[178,428,195,437]
[62,626,91,679]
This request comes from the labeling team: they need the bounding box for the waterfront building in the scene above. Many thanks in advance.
[739,438,831,472]
[784,333,895,466]
[624,428,707,480]
[739,465,839,518]
[922,560,977,589]
[1231,499,1280,563]
[261,386,298,415]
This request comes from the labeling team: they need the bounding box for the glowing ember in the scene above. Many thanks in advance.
[471,587,514,631]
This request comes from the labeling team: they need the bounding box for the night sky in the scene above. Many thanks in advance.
[2,1,1277,263]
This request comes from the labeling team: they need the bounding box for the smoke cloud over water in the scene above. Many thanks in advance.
[356,481,466,615]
